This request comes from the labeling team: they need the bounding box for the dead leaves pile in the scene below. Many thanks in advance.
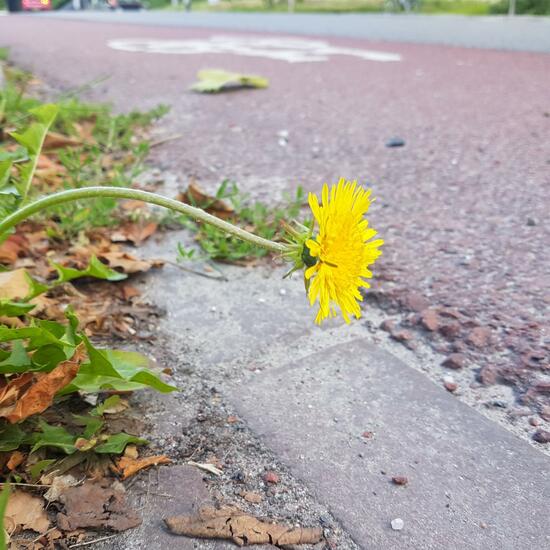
[0,220,164,339]
[0,345,86,424]
[2,443,172,548]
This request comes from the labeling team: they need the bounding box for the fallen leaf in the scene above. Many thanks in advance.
[56,480,141,532]
[121,285,141,300]
[0,269,32,300]
[178,180,234,220]
[98,251,164,274]
[120,200,147,211]
[110,221,158,246]
[0,373,34,418]
[5,490,50,534]
[190,69,268,93]
[5,344,86,423]
[165,505,322,546]
[43,474,80,503]
[0,235,29,265]
[73,118,97,143]
[6,450,25,471]
[116,455,172,480]
[123,444,139,459]
[43,131,82,150]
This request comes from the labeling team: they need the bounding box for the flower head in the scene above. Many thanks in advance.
[303,178,383,324]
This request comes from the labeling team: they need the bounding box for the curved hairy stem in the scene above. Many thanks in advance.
[0,187,287,254]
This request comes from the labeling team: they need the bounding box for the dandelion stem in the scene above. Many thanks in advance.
[0,187,287,254]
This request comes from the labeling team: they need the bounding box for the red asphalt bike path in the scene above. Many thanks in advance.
[1,16,549,420]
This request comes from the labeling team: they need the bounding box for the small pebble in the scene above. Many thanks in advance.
[279,288,287,296]
[385,137,405,148]
[486,399,508,409]
[391,518,404,531]
[526,217,537,226]
[392,476,409,486]
[263,471,279,484]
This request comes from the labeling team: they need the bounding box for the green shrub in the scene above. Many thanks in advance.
[490,0,550,13]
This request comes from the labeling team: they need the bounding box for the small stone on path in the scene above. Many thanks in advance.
[442,353,466,370]
[391,476,408,486]
[391,518,404,531]
[532,429,550,444]
[263,471,280,484]
[386,137,406,148]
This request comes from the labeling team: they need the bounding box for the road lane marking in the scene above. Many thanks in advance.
[108,36,402,63]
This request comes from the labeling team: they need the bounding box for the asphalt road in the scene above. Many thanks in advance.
[0,15,549,421]
[35,11,550,53]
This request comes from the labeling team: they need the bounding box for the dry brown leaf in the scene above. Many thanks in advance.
[43,474,80,503]
[178,180,234,220]
[0,269,32,300]
[0,316,25,328]
[36,154,59,170]
[43,131,82,150]
[110,221,158,246]
[99,251,164,274]
[4,344,86,423]
[120,200,147,211]
[116,455,172,480]
[165,505,323,546]
[73,119,97,143]
[56,480,141,532]
[0,236,29,265]
[0,373,34,417]
[6,450,26,471]
[5,490,50,534]
[123,444,139,459]
[121,285,141,300]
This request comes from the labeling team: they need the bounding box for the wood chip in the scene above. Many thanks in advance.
[165,505,322,546]
[187,461,223,476]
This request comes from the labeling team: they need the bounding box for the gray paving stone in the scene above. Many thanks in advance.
[229,339,550,550]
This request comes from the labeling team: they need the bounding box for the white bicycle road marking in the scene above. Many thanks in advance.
[108,36,402,64]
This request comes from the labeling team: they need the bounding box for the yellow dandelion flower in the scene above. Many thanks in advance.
[304,178,384,325]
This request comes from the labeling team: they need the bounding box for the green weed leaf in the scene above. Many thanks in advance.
[0,301,35,318]
[62,336,176,395]
[94,432,148,454]
[29,459,56,482]
[30,104,59,127]
[0,341,32,374]
[31,420,77,455]
[0,424,28,452]
[103,349,177,394]
[72,415,104,440]
[52,255,127,284]
[0,480,10,550]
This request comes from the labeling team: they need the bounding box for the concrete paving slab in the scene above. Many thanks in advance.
[229,339,550,550]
